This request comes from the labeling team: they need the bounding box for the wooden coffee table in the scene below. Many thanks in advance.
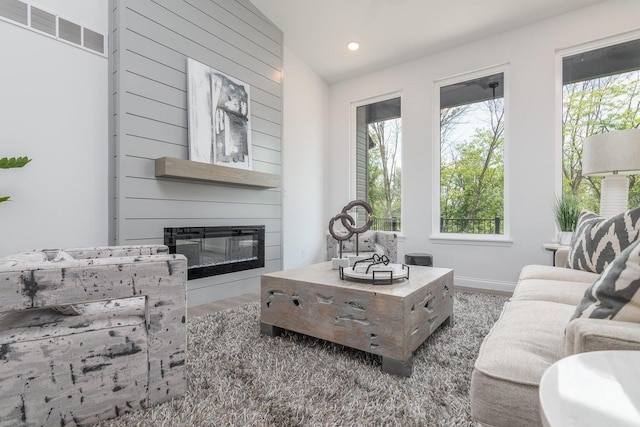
[260,262,454,377]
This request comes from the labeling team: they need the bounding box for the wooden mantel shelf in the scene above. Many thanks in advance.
[155,157,280,189]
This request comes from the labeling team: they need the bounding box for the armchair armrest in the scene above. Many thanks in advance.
[325,230,398,262]
[0,251,187,406]
[42,244,169,260]
[565,317,640,356]
[326,231,339,261]
[374,231,398,263]
[554,246,570,268]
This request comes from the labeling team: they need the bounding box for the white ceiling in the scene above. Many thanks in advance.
[249,0,610,83]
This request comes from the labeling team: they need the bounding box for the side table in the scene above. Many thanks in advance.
[405,252,433,267]
[539,350,640,427]
[542,243,561,266]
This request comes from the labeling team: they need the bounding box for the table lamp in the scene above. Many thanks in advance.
[582,128,640,218]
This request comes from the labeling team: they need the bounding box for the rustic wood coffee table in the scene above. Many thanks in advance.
[260,262,454,377]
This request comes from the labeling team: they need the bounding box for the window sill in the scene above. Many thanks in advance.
[430,233,514,247]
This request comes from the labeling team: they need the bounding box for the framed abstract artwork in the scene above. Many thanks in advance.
[187,58,251,169]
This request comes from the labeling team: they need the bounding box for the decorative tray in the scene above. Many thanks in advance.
[339,262,410,285]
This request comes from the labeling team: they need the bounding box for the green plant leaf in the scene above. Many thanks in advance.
[553,194,582,231]
[0,157,31,169]
[1,156,31,203]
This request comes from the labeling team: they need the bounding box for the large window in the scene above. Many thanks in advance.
[562,38,640,211]
[439,72,505,235]
[355,97,402,231]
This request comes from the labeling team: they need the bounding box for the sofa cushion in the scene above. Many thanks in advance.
[0,250,77,269]
[572,239,640,322]
[518,264,599,283]
[471,300,576,427]
[475,300,576,385]
[0,251,48,268]
[566,207,640,273]
[0,296,146,344]
[512,278,593,306]
[50,250,74,262]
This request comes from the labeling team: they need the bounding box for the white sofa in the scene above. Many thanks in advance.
[470,249,640,426]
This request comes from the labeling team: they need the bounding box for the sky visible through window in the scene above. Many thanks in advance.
[440,91,505,234]
[441,101,494,165]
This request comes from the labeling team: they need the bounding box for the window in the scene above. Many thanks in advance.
[439,71,505,235]
[355,97,402,231]
[562,38,640,211]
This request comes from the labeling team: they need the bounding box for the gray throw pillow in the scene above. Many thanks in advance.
[572,239,640,322]
[566,206,640,273]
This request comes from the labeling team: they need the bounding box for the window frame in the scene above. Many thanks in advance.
[349,90,404,232]
[555,31,640,207]
[431,64,512,245]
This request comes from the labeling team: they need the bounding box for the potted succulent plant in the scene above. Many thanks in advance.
[553,194,581,245]
[1,156,31,203]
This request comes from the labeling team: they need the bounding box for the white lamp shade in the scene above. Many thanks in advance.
[582,128,640,176]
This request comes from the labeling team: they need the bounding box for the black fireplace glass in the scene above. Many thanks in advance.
[164,226,265,280]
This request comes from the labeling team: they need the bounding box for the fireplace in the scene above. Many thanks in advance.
[164,226,265,280]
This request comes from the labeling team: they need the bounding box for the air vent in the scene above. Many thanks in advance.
[0,1,106,57]
[83,27,104,54]
[0,0,28,25]
[58,17,81,45]
[30,6,55,36]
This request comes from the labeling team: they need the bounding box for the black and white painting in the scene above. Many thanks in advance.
[187,58,252,169]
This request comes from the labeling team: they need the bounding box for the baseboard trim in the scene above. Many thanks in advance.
[454,276,515,296]
[454,285,512,297]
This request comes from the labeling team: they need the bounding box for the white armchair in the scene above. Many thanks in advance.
[326,230,398,263]
[0,245,187,426]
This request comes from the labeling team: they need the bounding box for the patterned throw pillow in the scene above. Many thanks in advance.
[566,207,640,273]
[572,239,640,322]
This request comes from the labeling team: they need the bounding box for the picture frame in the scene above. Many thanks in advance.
[187,58,252,170]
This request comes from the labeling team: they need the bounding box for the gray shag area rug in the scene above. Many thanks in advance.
[100,291,507,427]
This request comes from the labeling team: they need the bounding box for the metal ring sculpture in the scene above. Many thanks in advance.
[328,200,373,258]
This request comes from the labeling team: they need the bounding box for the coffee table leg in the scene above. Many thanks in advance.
[443,314,455,327]
[260,322,285,337]
[382,355,413,377]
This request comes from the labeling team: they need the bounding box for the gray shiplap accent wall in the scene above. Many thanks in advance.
[110,0,283,307]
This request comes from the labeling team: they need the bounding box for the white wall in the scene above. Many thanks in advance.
[0,2,108,256]
[282,47,330,268]
[327,0,640,292]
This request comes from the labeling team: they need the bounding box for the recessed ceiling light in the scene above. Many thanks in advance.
[347,41,360,51]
